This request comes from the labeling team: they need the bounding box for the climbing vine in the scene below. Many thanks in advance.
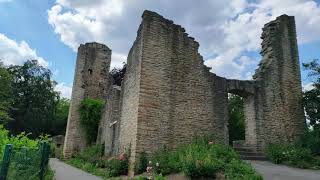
[79,98,104,144]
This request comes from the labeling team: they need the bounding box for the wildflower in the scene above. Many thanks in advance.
[118,152,126,161]
[146,161,153,180]
[208,141,214,145]
[146,166,153,173]
[156,162,159,167]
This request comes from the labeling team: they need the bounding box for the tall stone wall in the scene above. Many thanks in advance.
[118,24,143,168]
[97,85,121,156]
[63,42,111,157]
[118,11,229,169]
[253,15,305,148]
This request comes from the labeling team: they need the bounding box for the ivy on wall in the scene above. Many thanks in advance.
[79,98,104,144]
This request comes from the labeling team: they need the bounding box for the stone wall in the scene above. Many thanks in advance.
[118,25,143,169]
[252,15,305,148]
[118,11,229,169]
[63,42,111,158]
[97,85,121,156]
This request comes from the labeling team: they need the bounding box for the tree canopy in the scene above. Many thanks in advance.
[0,60,70,137]
[0,61,13,123]
[303,59,320,130]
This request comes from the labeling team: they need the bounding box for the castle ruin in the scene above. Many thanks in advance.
[63,10,305,171]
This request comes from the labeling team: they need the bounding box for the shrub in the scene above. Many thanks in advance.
[66,145,129,178]
[75,144,103,164]
[224,160,263,180]
[151,149,181,175]
[79,98,104,144]
[135,151,148,174]
[0,125,53,179]
[105,158,128,177]
[266,143,319,169]
[297,129,320,156]
[149,137,260,179]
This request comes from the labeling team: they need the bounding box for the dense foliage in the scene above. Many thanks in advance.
[0,62,13,123]
[79,98,104,144]
[297,128,320,155]
[228,94,245,144]
[65,145,129,178]
[0,60,69,137]
[0,125,52,180]
[52,98,70,135]
[149,137,262,179]
[266,143,320,169]
[303,59,320,130]
[6,60,59,136]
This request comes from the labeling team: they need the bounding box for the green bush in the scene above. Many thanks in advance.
[66,145,129,178]
[150,137,262,179]
[105,158,128,177]
[297,129,320,156]
[225,160,263,180]
[0,125,53,180]
[79,98,104,144]
[151,149,181,175]
[135,151,148,174]
[266,143,319,169]
[74,144,103,164]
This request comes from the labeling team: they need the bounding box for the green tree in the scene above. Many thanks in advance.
[228,94,245,144]
[52,98,70,135]
[6,60,60,136]
[0,61,13,123]
[303,59,320,130]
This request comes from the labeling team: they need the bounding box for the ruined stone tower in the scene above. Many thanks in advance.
[252,15,306,147]
[64,11,305,172]
[63,42,111,158]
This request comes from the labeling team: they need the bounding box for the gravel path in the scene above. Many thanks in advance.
[49,158,103,180]
[249,160,320,180]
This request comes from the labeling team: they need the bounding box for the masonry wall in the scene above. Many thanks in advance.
[253,15,305,148]
[63,42,111,157]
[119,11,229,167]
[118,25,143,167]
[97,85,121,156]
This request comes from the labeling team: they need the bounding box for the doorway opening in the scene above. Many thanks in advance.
[228,93,245,145]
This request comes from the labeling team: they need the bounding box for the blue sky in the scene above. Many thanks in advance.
[0,0,319,98]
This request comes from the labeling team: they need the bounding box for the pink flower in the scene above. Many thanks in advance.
[118,152,126,161]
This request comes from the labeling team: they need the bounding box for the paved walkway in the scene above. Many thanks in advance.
[49,158,102,180]
[249,160,320,180]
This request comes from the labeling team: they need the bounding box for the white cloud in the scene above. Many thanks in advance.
[55,82,72,99]
[111,52,126,69]
[203,0,320,79]
[303,82,315,91]
[47,0,320,79]
[0,33,49,67]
